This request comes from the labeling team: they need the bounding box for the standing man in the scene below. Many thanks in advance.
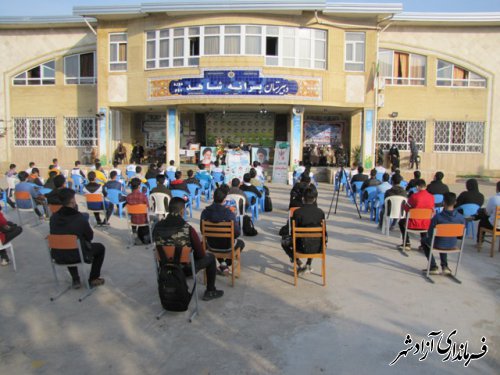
[388,144,400,169]
[50,188,105,289]
[409,136,419,170]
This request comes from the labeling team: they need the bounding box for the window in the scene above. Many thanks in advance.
[145,25,327,70]
[376,119,426,151]
[64,117,98,147]
[109,33,127,71]
[13,60,55,86]
[13,117,56,147]
[378,49,426,85]
[436,60,486,87]
[64,52,96,84]
[434,121,484,152]
[345,32,365,72]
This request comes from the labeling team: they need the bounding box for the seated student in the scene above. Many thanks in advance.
[378,174,408,229]
[249,168,263,187]
[398,179,434,251]
[52,158,61,171]
[427,171,450,196]
[103,171,127,214]
[153,197,224,301]
[351,166,368,192]
[253,161,265,181]
[50,188,106,289]
[44,170,58,190]
[145,163,159,180]
[456,178,484,208]
[170,171,190,194]
[406,170,421,192]
[93,163,108,183]
[228,178,247,211]
[150,174,172,212]
[28,168,44,186]
[294,161,306,180]
[375,162,386,174]
[156,161,166,175]
[184,169,201,187]
[282,187,325,274]
[0,206,22,266]
[126,178,150,244]
[212,161,224,174]
[421,192,465,275]
[240,173,262,206]
[109,161,122,178]
[45,175,67,205]
[196,163,210,176]
[133,166,147,183]
[289,174,317,209]
[361,169,382,198]
[72,160,86,179]
[84,171,113,225]
[16,171,48,219]
[166,160,176,173]
[126,162,137,175]
[200,188,245,274]
[25,162,35,175]
[476,181,500,242]
[47,164,60,178]
[377,173,392,195]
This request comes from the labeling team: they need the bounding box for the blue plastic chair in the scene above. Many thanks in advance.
[197,174,213,201]
[376,172,384,182]
[147,178,157,190]
[256,186,265,212]
[1,190,8,212]
[166,171,176,182]
[71,174,86,193]
[39,187,52,195]
[433,194,444,213]
[187,183,201,209]
[244,191,259,221]
[457,203,480,239]
[351,181,364,204]
[374,192,386,222]
[361,186,377,213]
[106,189,126,218]
[400,180,408,189]
[171,190,193,219]
[211,172,225,187]
[126,170,135,180]
[408,187,418,195]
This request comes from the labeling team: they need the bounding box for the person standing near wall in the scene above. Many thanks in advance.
[409,136,419,170]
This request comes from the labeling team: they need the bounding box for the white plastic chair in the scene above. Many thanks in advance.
[226,194,246,227]
[0,240,17,271]
[149,192,171,220]
[382,196,407,236]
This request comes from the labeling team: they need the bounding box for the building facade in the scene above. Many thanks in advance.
[1,1,499,176]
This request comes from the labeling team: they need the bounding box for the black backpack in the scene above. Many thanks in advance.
[264,196,273,212]
[242,215,258,236]
[157,246,194,312]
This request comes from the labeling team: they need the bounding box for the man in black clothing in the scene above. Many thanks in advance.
[361,169,382,198]
[456,178,484,208]
[406,170,421,192]
[240,173,261,206]
[284,188,325,273]
[153,198,224,301]
[427,172,450,197]
[289,174,317,208]
[351,166,368,193]
[184,170,201,187]
[49,188,106,289]
[131,141,144,164]
[409,135,419,169]
[170,171,190,194]
[389,144,400,169]
[45,174,67,205]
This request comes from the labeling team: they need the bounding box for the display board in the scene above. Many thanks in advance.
[251,147,270,165]
[224,150,251,183]
[272,142,290,184]
[304,120,343,146]
[200,147,216,165]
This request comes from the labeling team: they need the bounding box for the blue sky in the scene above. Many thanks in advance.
[0,0,500,16]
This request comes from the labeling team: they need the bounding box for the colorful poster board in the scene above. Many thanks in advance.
[291,113,302,167]
[167,108,176,163]
[224,150,251,183]
[272,142,290,184]
[251,147,270,165]
[200,147,216,165]
[304,121,343,146]
[363,109,374,169]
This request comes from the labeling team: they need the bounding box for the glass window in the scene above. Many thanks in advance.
[375,119,426,151]
[109,32,127,71]
[13,117,56,147]
[436,59,486,88]
[64,52,96,84]
[13,60,56,86]
[345,32,365,72]
[378,49,426,86]
[65,117,98,147]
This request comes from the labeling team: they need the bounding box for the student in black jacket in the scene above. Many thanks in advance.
[427,172,450,196]
[240,173,261,205]
[49,188,106,289]
[456,178,484,208]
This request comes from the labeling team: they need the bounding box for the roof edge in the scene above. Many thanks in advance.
[73,5,143,17]
[393,12,500,22]
[0,16,96,25]
[142,0,325,12]
[324,2,403,14]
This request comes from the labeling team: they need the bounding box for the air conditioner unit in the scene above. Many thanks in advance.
[377,93,385,108]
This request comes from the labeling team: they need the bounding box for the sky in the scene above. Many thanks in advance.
[0,0,500,17]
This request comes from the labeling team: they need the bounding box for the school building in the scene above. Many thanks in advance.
[0,1,499,177]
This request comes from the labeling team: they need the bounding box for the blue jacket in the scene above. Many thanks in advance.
[425,209,465,249]
[200,203,240,249]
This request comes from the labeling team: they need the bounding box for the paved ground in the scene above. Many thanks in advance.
[0,180,498,374]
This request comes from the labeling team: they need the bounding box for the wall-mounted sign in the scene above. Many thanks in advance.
[149,69,321,100]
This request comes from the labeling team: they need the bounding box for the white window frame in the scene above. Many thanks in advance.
[13,117,56,147]
[434,121,484,153]
[344,32,365,72]
[109,32,128,72]
[64,52,97,85]
[12,60,56,86]
[378,49,426,86]
[64,117,98,147]
[436,60,486,88]
[375,119,426,151]
[144,25,327,71]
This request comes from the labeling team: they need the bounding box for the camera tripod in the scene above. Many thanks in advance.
[327,165,362,219]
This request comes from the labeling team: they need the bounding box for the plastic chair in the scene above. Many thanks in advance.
[46,234,94,302]
[375,172,384,182]
[149,192,170,220]
[433,194,444,213]
[140,183,150,198]
[126,170,135,180]
[292,219,327,287]
[84,193,107,226]
[351,181,364,204]
[400,181,408,189]
[256,186,266,212]
[244,191,259,221]
[0,190,9,212]
[147,178,157,190]
[373,192,385,223]
[166,171,176,182]
[171,190,193,219]
[478,206,500,257]
[212,172,224,187]
[155,245,200,321]
[457,203,480,239]
[226,194,246,228]
[197,174,213,201]
[201,220,241,287]
[361,186,377,213]
[71,174,86,194]
[6,176,17,198]
[187,183,201,209]
[402,208,434,251]
[0,238,17,271]
[424,224,466,283]
[382,196,407,236]
[125,203,153,247]
[14,191,40,226]
[106,189,126,218]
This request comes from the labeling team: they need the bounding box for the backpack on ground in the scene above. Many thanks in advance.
[157,246,194,312]
[242,215,258,236]
[264,196,273,212]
